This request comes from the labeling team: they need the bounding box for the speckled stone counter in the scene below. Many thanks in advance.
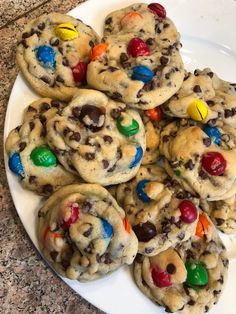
[0,1,102,313]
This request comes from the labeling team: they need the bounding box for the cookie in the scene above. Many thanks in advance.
[160,122,236,201]
[16,13,100,101]
[46,89,146,185]
[162,68,236,127]
[5,98,78,196]
[201,197,236,234]
[134,211,228,313]
[37,184,138,281]
[114,165,199,256]
[104,2,179,47]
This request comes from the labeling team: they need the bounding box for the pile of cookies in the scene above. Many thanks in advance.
[5,2,236,313]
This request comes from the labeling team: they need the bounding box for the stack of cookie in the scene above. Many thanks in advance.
[5,2,236,313]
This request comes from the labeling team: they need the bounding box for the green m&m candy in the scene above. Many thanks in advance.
[30,146,57,167]
[117,113,139,137]
[185,260,208,288]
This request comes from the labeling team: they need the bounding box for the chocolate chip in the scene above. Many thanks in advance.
[166,263,176,274]
[177,232,185,240]
[39,115,46,125]
[29,176,36,184]
[56,75,64,83]
[21,39,28,48]
[105,17,112,25]
[79,105,105,132]
[22,32,31,39]
[83,224,93,237]
[85,153,95,160]
[133,222,157,242]
[213,290,221,296]
[206,100,215,107]
[160,56,169,65]
[102,159,109,169]
[193,85,202,93]
[82,201,92,213]
[103,253,113,264]
[135,254,144,263]
[217,275,224,284]
[146,38,155,45]
[164,306,172,313]
[215,218,225,226]
[62,57,69,66]
[204,306,209,313]
[224,109,233,118]
[103,135,113,143]
[120,52,129,66]
[203,137,211,147]
[199,170,208,180]
[27,105,37,112]
[38,22,45,30]
[69,132,81,142]
[51,100,60,108]
[207,72,214,78]
[40,76,50,84]
[188,300,196,306]
[49,37,59,46]
[40,126,47,137]
[107,164,116,172]
[164,23,170,28]
[19,142,26,152]
[29,121,35,130]
[124,187,131,194]
[84,242,94,254]
[40,102,50,113]
[110,92,122,100]
[176,191,185,199]
[108,66,118,72]
[145,247,154,254]
[184,159,195,170]
[72,107,81,119]
[162,135,170,142]
[111,108,122,119]
[50,251,58,261]
[42,184,53,195]
[208,119,217,126]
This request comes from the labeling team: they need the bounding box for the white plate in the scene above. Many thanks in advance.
[4,0,236,313]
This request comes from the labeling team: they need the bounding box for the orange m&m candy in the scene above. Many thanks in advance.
[123,217,131,234]
[146,107,162,122]
[195,213,211,238]
[90,43,108,61]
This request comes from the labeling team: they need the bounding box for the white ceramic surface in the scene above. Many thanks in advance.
[4,1,236,313]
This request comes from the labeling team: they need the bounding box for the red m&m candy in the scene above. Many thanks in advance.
[146,107,162,122]
[61,203,79,229]
[179,200,197,224]
[127,38,150,57]
[148,3,166,19]
[72,61,87,84]
[152,267,172,288]
[201,152,226,176]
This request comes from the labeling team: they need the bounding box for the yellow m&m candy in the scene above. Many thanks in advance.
[55,23,79,41]
[187,99,208,121]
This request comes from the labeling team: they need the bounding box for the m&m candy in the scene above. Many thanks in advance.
[131,65,154,83]
[185,260,208,288]
[203,125,220,145]
[30,146,57,167]
[36,45,56,69]
[201,152,226,176]
[55,23,78,41]
[187,99,208,121]
[90,43,108,61]
[179,200,198,224]
[136,180,152,203]
[148,3,167,19]
[8,152,24,178]
[129,145,143,168]
[101,218,113,238]
[117,115,139,137]
[127,38,150,58]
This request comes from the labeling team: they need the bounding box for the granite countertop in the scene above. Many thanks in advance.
[0,1,102,313]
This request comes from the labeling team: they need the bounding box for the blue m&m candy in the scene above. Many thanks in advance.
[101,218,113,238]
[136,179,151,203]
[36,45,56,69]
[131,65,154,83]
[8,152,24,178]
[130,145,143,168]
[203,125,221,145]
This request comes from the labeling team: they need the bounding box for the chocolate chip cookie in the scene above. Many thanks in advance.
[5,98,78,196]
[46,89,146,186]
[162,68,236,126]
[134,211,228,313]
[114,165,199,256]
[16,13,100,101]
[201,197,236,234]
[37,184,138,281]
[160,122,236,201]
